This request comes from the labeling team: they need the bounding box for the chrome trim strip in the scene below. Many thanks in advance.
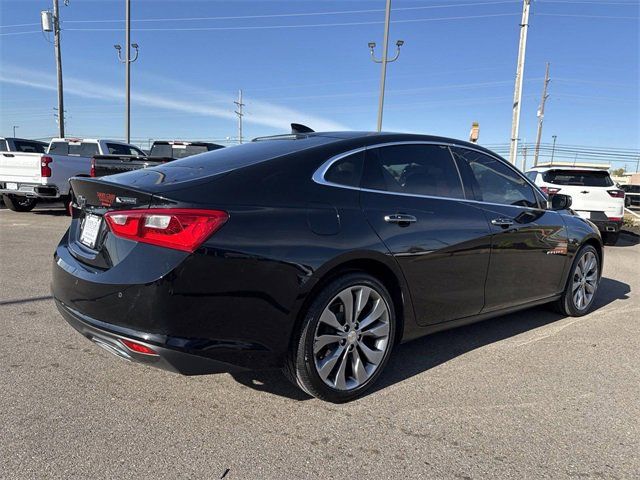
[311,140,550,213]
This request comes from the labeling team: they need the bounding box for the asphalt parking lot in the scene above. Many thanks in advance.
[1,204,638,479]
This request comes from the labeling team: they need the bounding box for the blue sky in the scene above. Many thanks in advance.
[0,0,638,167]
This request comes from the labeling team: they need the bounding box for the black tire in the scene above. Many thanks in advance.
[284,272,396,403]
[603,232,619,246]
[554,245,600,317]
[2,194,37,212]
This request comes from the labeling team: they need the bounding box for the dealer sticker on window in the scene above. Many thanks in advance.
[80,214,102,248]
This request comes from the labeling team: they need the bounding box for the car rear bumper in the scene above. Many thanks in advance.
[0,182,60,198]
[55,298,249,375]
[590,219,623,233]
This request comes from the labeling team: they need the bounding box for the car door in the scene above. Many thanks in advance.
[360,143,492,326]
[451,147,569,312]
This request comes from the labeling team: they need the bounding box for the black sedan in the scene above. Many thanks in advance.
[52,131,603,402]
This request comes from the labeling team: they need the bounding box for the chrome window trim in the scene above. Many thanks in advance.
[311,141,550,212]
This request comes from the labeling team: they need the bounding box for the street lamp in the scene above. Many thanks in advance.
[551,135,557,165]
[12,126,19,137]
[368,0,404,132]
[114,0,140,143]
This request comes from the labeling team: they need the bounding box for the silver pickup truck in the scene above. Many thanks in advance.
[0,138,145,212]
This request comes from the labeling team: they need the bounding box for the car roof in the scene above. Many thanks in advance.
[254,131,503,158]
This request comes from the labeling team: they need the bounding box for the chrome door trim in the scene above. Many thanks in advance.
[312,141,550,213]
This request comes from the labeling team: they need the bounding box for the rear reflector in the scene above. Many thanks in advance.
[119,338,158,356]
[104,208,228,252]
[607,189,625,198]
[90,158,96,177]
[607,217,622,222]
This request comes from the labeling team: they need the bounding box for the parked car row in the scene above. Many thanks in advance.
[0,137,223,212]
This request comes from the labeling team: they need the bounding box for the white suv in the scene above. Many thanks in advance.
[526,166,625,245]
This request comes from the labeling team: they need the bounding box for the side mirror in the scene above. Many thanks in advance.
[548,193,572,211]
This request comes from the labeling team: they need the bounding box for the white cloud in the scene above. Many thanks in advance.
[0,66,347,132]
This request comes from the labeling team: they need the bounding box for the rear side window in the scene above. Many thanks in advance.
[542,170,614,187]
[13,141,47,153]
[0,140,8,152]
[324,151,364,188]
[452,147,538,208]
[363,144,464,199]
[107,143,144,156]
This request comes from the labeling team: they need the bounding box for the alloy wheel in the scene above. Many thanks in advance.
[313,285,391,391]
[572,251,598,310]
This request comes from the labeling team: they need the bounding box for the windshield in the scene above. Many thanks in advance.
[542,170,614,187]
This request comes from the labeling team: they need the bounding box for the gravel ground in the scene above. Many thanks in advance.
[1,204,638,479]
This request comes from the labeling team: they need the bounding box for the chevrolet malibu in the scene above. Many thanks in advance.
[52,131,603,402]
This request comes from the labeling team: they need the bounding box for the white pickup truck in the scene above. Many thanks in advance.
[0,138,145,212]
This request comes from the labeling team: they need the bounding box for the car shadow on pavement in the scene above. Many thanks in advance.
[231,276,630,402]
[613,232,639,247]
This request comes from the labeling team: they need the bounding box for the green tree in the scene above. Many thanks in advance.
[610,168,626,177]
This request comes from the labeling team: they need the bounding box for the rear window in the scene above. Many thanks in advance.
[150,144,213,159]
[48,141,99,157]
[542,170,613,187]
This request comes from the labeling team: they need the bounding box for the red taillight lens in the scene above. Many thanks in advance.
[119,338,158,356]
[540,186,561,196]
[104,208,228,252]
[607,189,625,198]
[90,158,96,177]
[41,156,53,178]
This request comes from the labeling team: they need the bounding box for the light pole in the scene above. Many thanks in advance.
[551,135,557,165]
[12,126,19,137]
[368,0,404,132]
[114,0,139,143]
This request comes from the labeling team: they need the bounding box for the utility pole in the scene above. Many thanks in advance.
[234,89,245,144]
[522,142,528,171]
[12,126,19,137]
[368,0,404,132]
[533,62,550,167]
[551,134,557,165]
[114,0,139,143]
[52,0,65,138]
[508,0,531,165]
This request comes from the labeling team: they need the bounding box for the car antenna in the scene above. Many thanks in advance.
[291,123,314,134]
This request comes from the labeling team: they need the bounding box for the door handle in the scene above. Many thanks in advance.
[384,214,417,224]
[490,217,514,227]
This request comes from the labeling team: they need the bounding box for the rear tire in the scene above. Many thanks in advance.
[603,232,619,246]
[284,273,396,403]
[554,245,600,317]
[2,194,37,212]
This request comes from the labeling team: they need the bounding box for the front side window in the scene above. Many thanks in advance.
[452,148,538,208]
[324,151,364,188]
[363,144,464,199]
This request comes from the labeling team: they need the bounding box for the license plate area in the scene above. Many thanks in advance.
[6,182,18,190]
[80,213,102,248]
[576,211,591,219]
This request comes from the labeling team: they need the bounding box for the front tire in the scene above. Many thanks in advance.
[285,273,396,402]
[2,194,37,212]
[555,245,600,317]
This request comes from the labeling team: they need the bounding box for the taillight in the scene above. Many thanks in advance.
[119,338,158,356]
[90,158,96,177]
[104,208,228,252]
[540,186,561,195]
[607,189,625,198]
[41,156,53,178]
